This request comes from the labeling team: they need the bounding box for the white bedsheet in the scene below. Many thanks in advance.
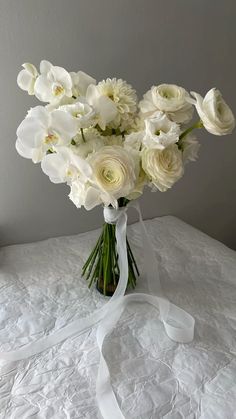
[0,216,236,419]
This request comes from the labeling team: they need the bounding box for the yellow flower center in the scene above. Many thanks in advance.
[53,85,64,96]
[103,168,115,183]
[44,134,58,145]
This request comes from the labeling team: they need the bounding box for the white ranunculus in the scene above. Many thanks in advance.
[34,60,73,103]
[41,146,92,184]
[140,84,193,124]
[86,84,117,130]
[143,111,180,150]
[142,144,184,192]
[190,88,235,135]
[16,106,78,163]
[89,145,138,207]
[70,71,96,97]
[180,134,200,164]
[17,63,38,95]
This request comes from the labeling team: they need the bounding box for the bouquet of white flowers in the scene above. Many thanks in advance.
[16,60,235,295]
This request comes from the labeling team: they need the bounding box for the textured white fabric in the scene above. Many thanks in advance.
[0,216,236,418]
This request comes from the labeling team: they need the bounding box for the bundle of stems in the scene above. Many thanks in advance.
[82,202,139,296]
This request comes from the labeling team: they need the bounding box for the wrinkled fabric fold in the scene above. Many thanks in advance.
[0,202,195,419]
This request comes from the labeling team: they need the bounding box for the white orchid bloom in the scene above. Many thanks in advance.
[17,63,38,95]
[16,106,78,163]
[60,98,96,129]
[34,60,73,103]
[41,146,92,184]
[86,84,117,130]
[143,111,180,150]
[70,71,96,97]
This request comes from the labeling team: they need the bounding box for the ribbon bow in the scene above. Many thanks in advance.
[0,202,195,419]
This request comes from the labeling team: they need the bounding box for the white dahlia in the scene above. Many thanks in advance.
[97,78,138,130]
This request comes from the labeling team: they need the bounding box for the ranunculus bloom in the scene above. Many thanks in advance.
[190,88,235,135]
[142,144,184,192]
[17,63,38,95]
[140,84,193,124]
[89,146,138,207]
[143,111,180,150]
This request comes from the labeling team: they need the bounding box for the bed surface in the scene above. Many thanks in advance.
[0,216,236,419]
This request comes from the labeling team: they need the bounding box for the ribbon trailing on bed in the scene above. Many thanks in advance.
[0,201,195,419]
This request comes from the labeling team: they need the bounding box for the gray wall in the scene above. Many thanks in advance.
[0,0,236,248]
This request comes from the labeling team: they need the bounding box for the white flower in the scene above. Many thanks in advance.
[143,111,180,150]
[96,78,138,130]
[75,137,105,159]
[34,60,72,103]
[86,84,117,130]
[41,146,92,184]
[124,131,144,151]
[126,167,147,200]
[69,181,105,210]
[142,144,184,192]
[140,84,193,124]
[70,71,96,97]
[180,134,200,164]
[190,88,235,135]
[60,98,96,129]
[103,135,123,146]
[88,145,138,207]
[16,106,78,163]
[17,63,38,95]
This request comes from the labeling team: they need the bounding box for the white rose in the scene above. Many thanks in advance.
[34,60,73,104]
[143,111,180,150]
[89,145,138,207]
[190,88,235,135]
[142,144,184,192]
[17,63,38,95]
[140,84,193,124]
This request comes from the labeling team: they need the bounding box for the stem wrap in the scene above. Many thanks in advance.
[0,201,195,419]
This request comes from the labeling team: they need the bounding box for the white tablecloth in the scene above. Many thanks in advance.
[0,216,236,419]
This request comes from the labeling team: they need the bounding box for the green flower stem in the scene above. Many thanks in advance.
[82,218,139,296]
[179,119,203,141]
[80,128,86,142]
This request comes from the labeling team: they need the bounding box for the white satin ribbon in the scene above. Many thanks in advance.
[0,202,195,419]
